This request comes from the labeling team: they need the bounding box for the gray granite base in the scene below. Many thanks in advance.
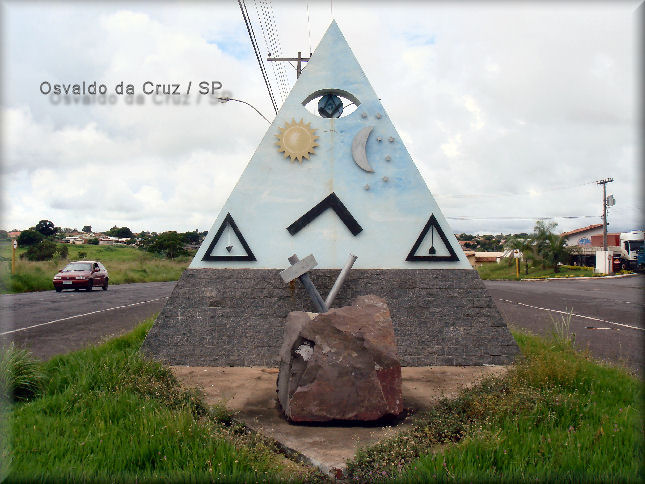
[142,269,519,367]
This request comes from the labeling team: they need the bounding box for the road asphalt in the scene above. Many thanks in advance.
[1,275,642,373]
[484,274,644,374]
[0,281,176,360]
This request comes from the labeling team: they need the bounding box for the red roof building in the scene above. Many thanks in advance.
[561,224,603,247]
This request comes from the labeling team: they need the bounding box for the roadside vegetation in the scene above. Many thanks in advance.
[3,315,640,482]
[3,317,322,482]
[346,324,642,482]
[0,242,191,294]
[477,262,595,280]
[476,220,623,280]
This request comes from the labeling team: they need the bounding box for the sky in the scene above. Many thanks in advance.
[1,1,642,235]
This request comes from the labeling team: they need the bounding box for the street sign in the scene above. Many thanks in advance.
[13,240,17,249]
[513,249,520,258]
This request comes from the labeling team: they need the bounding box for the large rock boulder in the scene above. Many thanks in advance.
[277,295,403,422]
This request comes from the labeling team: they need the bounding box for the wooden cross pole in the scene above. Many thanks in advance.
[267,51,311,78]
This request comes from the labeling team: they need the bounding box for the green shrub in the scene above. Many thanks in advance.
[0,344,45,402]
[16,229,44,247]
[56,244,69,259]
[87,238,99,245]
[20,239,57,261]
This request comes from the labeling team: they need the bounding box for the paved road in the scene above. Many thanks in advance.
[484,275,644,374]
[0,282,176,360]
[2,276,643,373]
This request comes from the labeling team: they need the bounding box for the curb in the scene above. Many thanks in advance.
[494,273,639,282]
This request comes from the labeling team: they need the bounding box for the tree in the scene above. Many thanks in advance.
[87,237,99,245]
[182,230,201,245]
[542,233,570,273]
[107,226,133,238]
[457,233,475,241]
[57,244,69,259]
[505,236,536,275]
[0,230,8,240]
[82,225,92,233]
[21,239,57,261]
[146,231,188,259]
[532,220,558,269]
[17,229,44,247]
[35,220,56,237]
[531,220,569,272]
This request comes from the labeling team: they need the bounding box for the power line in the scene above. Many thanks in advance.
[253,0,285,103]
[238,0,278,114]
[256,0,289,103]
[306,2,312,57]
[434,179,599,200]
[446,215,600,221]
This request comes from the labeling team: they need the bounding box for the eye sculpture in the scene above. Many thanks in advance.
[318,93,344,118]
[302,89,360,118]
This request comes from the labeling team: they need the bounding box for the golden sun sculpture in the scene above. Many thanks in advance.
[275,118,319,163]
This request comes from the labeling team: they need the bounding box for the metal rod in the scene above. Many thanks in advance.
[325,253,358,308]
[288,255,328,313]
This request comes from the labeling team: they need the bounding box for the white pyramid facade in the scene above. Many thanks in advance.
[190,21,470,270]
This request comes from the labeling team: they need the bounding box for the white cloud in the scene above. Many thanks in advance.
[1,1,641,235]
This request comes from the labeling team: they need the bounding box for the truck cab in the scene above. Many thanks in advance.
[636,247,645,272]
[619,230,644,270]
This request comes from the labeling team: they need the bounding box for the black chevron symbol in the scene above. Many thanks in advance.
[286,192,363,236]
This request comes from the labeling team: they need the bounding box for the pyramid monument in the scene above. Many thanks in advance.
[142,22,518,366]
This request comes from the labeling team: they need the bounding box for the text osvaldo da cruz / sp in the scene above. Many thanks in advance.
[39,81,223,96]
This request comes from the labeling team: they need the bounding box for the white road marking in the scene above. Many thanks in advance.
[497,298,643,332]
[0,297,169,336]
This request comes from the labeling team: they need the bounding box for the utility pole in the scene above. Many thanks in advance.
[596,178,614,251]
[267,51,311,78]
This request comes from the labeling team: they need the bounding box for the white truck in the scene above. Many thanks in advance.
[570,230,643,271]
[617,230,644,270]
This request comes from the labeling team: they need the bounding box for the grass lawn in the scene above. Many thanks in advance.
[3,319,641,482]
[346,330,642,482]
[477,261,596,280]
[0,241,191,294]
[3,317,321,482]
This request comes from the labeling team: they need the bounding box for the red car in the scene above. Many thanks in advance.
[53,261,109,292]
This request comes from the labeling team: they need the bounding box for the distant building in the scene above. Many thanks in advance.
[561,224,603,247]
[98,236,119,245]
[463,249,476,266]
[62,236,85,244]
[471,251,506,267]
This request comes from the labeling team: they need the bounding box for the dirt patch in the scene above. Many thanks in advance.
[172,365,507,476]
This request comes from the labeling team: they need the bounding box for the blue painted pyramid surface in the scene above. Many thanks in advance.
[141,22,518,368]
[192,21,470,270]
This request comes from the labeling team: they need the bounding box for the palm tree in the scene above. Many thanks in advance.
[532,220,559,269]
[542,233,570,273]
[505,236,536,275]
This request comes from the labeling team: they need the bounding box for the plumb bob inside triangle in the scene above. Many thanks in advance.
[406,214,459,262]
[202,213,256,261]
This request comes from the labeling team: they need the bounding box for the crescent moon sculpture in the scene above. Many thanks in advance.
[351,126,375,172]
